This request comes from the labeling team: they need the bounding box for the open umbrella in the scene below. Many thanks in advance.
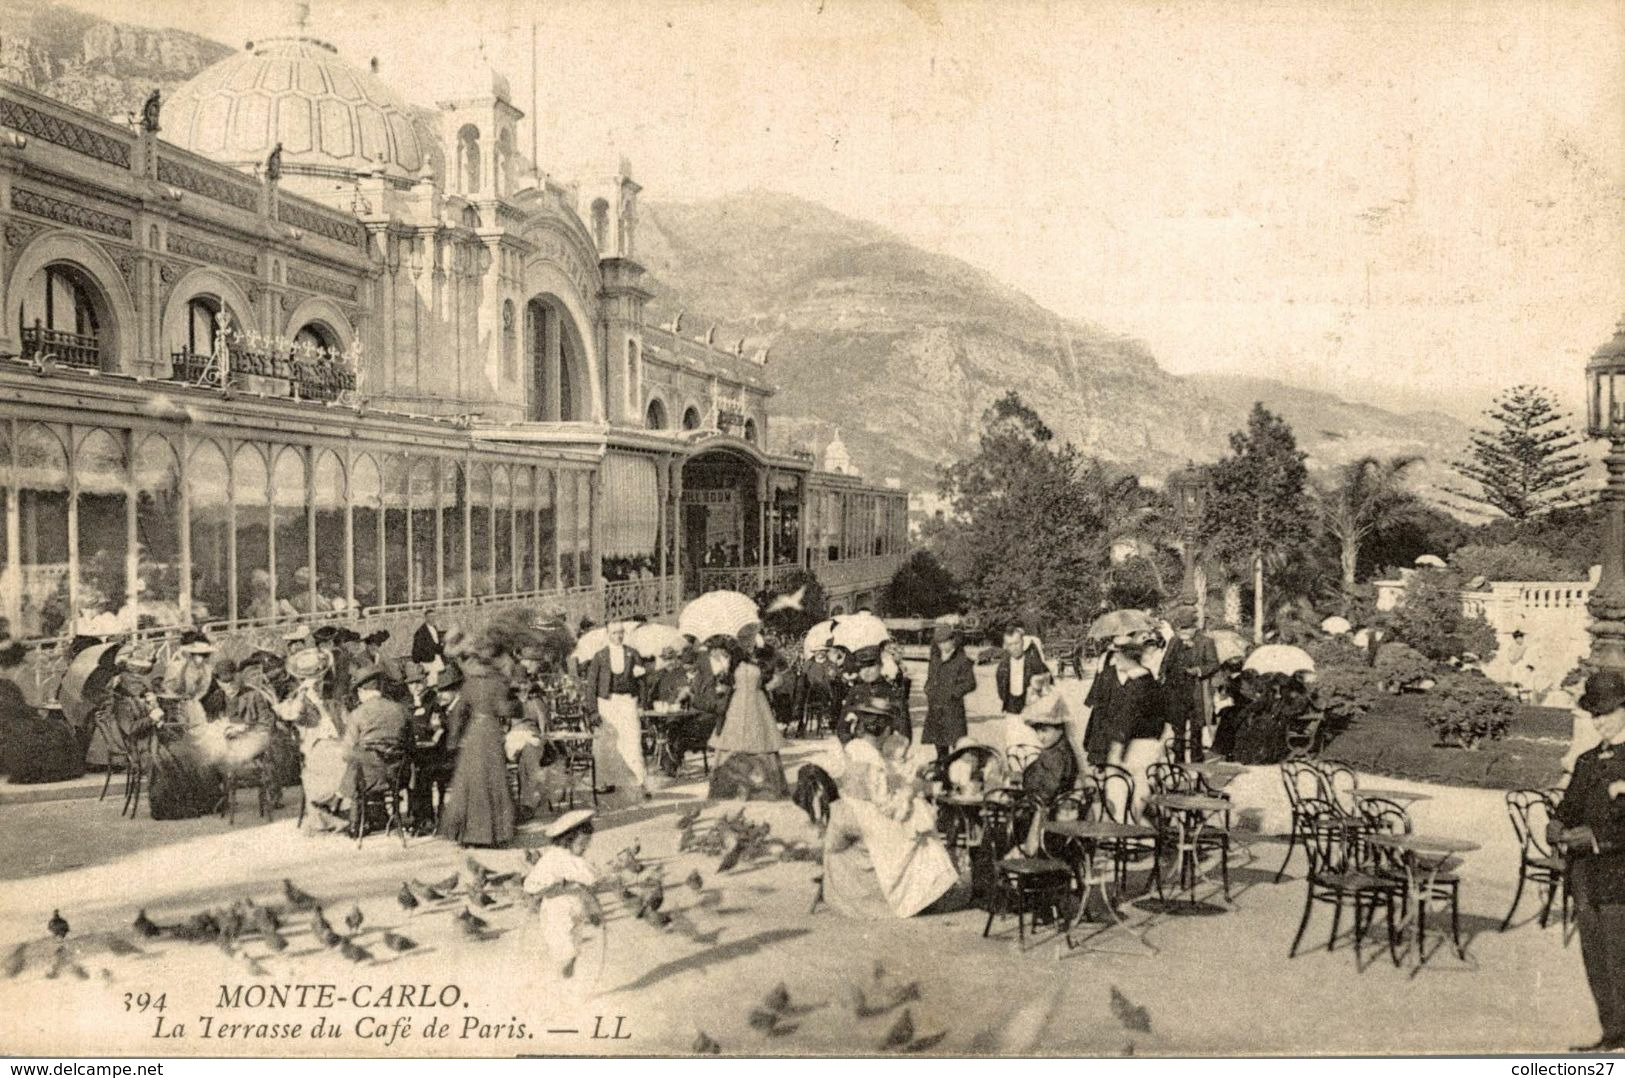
[1243,644,1316,676]
[628,622,687,658]
[830,611,890,652]
[1087,609,1158,640]
[1319,615,1352,635]
[1207,628,1248,664]
[570,627,611,664]
[802,618,839,658]
[678,590,760,644]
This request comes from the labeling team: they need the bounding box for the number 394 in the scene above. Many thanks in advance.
[122,992,166,1013]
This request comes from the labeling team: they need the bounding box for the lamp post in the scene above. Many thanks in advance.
[1585,318,1625,679]
[1169,465,1207,623]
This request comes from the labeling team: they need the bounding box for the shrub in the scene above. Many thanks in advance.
[1373,641,1436,692]
[1419,670,1517,749]
[1302,635,1382,729]
[1386,569,1499,663]
[1450,541,1588,582]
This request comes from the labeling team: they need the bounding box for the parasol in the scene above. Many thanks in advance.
[1087,609,1158,640]
[58,641,124,732]
[628,622,687,658]
[1207,628,1248,664]
[570,627,611,663]
[802,618,839,658]
[1414,554,1447,569]
[1243,644,1316,676]
[678,590,761,644]
[1319,615,1352,636]
[830,611,890,652]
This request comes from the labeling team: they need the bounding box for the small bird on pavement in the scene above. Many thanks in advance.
[763,982,791,1014]
[470,888,496,909]
[397,884,419,915]
[47,910,69,940]
[4,944,26,979]
[456,907,488,932]
[339,939,373,963]
[262,930,289,953]
[382,932,417,953]
[132,909,161,939]
[344,905,364,934]
[881,1009,915,1051]
[522,848,542,865]
[685,870,704,892]
[314,922,342,949]
[311,907,335,937]
[283,879,318,910]
[676,806,703,830]
[692,1031,721,1055]
[432,873,459,893]
[252,906,281,933]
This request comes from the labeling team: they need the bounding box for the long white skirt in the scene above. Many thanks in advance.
[593,693,646,790]
[823,797,958,919]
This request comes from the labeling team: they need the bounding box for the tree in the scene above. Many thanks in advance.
[1316,455,1425,598]
[755,569,828,641]
[1199,403,1313,643]
[934,392,1117,633]
[1449,540,1589,582]
[881,550,964,618]
[1385,568,1499,664]
[1449,385,1590,520]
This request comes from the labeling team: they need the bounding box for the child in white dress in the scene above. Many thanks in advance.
[523,809,602,979]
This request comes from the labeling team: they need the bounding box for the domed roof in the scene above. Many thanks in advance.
[165,33,426,181]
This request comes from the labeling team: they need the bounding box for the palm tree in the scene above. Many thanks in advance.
[1317,455,1425,598]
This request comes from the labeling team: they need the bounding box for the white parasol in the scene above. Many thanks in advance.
[1207,628,1248,664]
[1088,609,1158,640]
[830,611,890,651]
[802,618,839,658]
[628,622,687,658]
[570,627,611,663]
[1319,615,1352,636]
[678,590,761,644]
[1243,644,1316,676]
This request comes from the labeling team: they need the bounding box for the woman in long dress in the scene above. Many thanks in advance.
[823,700,960,918]
[278,649,349,831]
[707,631,789,800]
[437,643,518,848]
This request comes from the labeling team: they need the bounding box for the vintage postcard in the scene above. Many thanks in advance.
[0,0,1622,1059]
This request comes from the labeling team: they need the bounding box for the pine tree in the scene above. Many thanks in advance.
[1450,385,1590,521]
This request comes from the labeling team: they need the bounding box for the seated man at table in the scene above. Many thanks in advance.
[1023,703,1079,806]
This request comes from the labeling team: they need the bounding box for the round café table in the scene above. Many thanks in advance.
[1045,818,1161,954]
[1363,832,1478,972]
[1180,760,1246,792]
[639,709,698,776]
[1350,788,1434,806]
[1146,793,1234,905]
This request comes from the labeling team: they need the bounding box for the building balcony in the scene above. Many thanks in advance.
[168,348,356,402]
[21,324,100,370]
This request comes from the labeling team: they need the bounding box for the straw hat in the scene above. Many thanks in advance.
[286,647,332,681]
[544,808,595,840]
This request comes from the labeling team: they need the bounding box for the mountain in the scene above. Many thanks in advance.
[639,190,1468,492]
[0,0,229,119]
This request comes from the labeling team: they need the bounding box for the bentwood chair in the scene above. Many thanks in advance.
[1501,789,1570,935]
[351,733,411,849]
[1288,797,1401,967]
[1359,796,1466,963]
[1276,760,1328,882]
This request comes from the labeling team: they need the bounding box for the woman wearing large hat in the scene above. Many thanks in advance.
[707,627,790,801]
[436,632,518,848]
[276,647,351,831]
[822,695,959,919]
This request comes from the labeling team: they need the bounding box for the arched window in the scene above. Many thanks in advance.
[293,323,336,355]
[16,424,70,636]
[185,296,221,356]
[312,450,346,609]
[272,447,310,612]
[526,297,587,422]
[18,265,102,369]
[188,441,229,623]
[743,418,758,444]
[456,124,481,194]
[353,454,383,609]
[134,435,182,625]
[646,399,668,430]
[681,406,701,431]
[590,199,610,251]
[75,428,128,626]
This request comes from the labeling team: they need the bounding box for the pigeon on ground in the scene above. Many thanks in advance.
[339,939,373,963]
[470,889,496,909]
[105,937,140,957]
[251,906,281,933]
[311,908,335,938]
[676,806,703,830]
[763,983,790,1014]
[414,882,446,902]
[283,879,318,910]
[522,848,542,865]
[238,952,269,977]
[1109,986,1151,1034]
[432,873,459,893]
[692,1032,721,1055]
[397,884,419,915]
[262,930,289,953]
[464,857,492,886]
[344,905,364,934]
[4,943,26,978]
[132,909,161,938]
[456,907,489,932]
[685,870,704,892]
[47,910,69,940]
[382,932,417,953]
[746,1008,779,1032]
[314,922,342,949]
[881,1009,915,1050]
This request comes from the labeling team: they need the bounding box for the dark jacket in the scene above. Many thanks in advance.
[1557,742,1625,906]
[438,692,471,754]
[1023,738,1079,806]
[1160,633,1220,723]
[1084,664,1164,757]
[994,645,1050,714]
[587,646,645,705]
[923,648,977,746]
[410,622,444,665]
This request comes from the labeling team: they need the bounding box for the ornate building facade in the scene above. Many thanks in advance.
[0,16,906,687]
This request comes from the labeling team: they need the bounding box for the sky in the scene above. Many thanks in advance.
[66,0,1625,420]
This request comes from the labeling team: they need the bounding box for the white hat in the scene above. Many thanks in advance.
[543,808,595,839]
[284,625,312,643]
[183,641,216,655]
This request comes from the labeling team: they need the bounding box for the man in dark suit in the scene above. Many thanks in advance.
[994,624,1049,716]
[411,608,445,668]
[1553,670,1625,1052]
[1160,605,1221,762]
[923,626,977,761]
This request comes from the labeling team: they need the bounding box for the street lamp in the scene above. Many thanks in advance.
[1585,317,1625,677]
[1169,464,1207,618]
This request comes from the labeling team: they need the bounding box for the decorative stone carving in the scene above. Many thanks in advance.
[0,99,131,169]
[286,265,359,301]
[156,155,258,212]
[167,230,257,274]
[11,187,133,239]
[3,219,41,250]
[113,250,139,294]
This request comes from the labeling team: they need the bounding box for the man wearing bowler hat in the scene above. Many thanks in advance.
[1553,669,1625,1051]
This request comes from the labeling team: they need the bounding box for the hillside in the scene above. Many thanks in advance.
[640,191,1467,491]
